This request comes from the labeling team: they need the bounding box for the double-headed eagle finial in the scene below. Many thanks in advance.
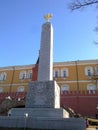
[44,13,53,22]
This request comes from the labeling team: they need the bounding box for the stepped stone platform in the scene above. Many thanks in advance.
[10,108,69,118]
[0,116,85,130]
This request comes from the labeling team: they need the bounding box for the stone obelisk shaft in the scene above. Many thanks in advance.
[37,22,53,81]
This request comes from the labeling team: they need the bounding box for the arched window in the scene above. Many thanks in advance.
[87,84,96,91]
[85,66,93,76]
[87,84,96,94]
[53,69,59,78]
[61,68,68,78]
[0,72,7,81]
[0,87,3,93]
[19,71,27,80]
[61,85,69,94]
[17,86,25,92]
[27,70,32,79]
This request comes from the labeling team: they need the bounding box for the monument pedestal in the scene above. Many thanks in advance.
[26,80,60,108]
[11,80,69,118]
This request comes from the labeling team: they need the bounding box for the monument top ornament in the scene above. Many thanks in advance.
[44,13,53,22]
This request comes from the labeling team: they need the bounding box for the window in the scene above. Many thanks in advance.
[53,69,59,78]
[87,84,96,93]
[0,87,3,93]
[0,72,7,81]
[95,66,98,75]
[61,85,69,94]
[61,68,68,78]
[85,67,93,76]
[87,84,96,91]
[17,86,25,92]
[55,71,58,78]
[63,70,66,77]
[19,71,27,80]
[27,70,32,79]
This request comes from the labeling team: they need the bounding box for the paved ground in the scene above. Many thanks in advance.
[86,128,96,130]
[86,128,97,130]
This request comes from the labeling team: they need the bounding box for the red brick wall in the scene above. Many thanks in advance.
[32,64,38,81]
[61,91,98,117]
[0,91,98,117]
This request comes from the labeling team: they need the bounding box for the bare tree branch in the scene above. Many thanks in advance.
[94,41,98,44]
[69,0,98,45]
[69,0,98,10]
[95,27,98,32]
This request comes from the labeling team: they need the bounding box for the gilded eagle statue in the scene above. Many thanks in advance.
[44,13,53,21]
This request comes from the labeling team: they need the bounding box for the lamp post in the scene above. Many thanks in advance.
[24,113,28,130]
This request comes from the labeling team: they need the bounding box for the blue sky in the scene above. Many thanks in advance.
[0,0,97,67]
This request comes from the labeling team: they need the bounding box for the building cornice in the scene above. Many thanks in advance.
[0,64,35,71]
[0,83,28,87]
[53,59,98,67]
[0,59,98,71]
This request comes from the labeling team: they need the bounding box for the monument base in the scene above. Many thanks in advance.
[8,80,86,130]
[26,117,86,130]
[10,108,69,118]
[0,116,86,130]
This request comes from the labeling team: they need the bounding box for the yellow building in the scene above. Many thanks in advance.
[0,59,98,93]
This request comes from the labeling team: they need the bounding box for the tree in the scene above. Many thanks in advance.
[69,0,98,10]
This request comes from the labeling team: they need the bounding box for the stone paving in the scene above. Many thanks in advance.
[86,127,97,130]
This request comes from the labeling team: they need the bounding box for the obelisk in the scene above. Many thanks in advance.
[25,14,60,108]
[38,14,53,81]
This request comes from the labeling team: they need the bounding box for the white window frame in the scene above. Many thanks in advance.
[17,86,25,92]
[19,71,27,80]
[61,68,68,78]
[87,84,96,94]
[85,66,93,76]
[27,70,32,79]
[61,85,69,94]
[53,69,59,78]
[95,66,98,75]
[0,72,7,81]
[0,87,3,93]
